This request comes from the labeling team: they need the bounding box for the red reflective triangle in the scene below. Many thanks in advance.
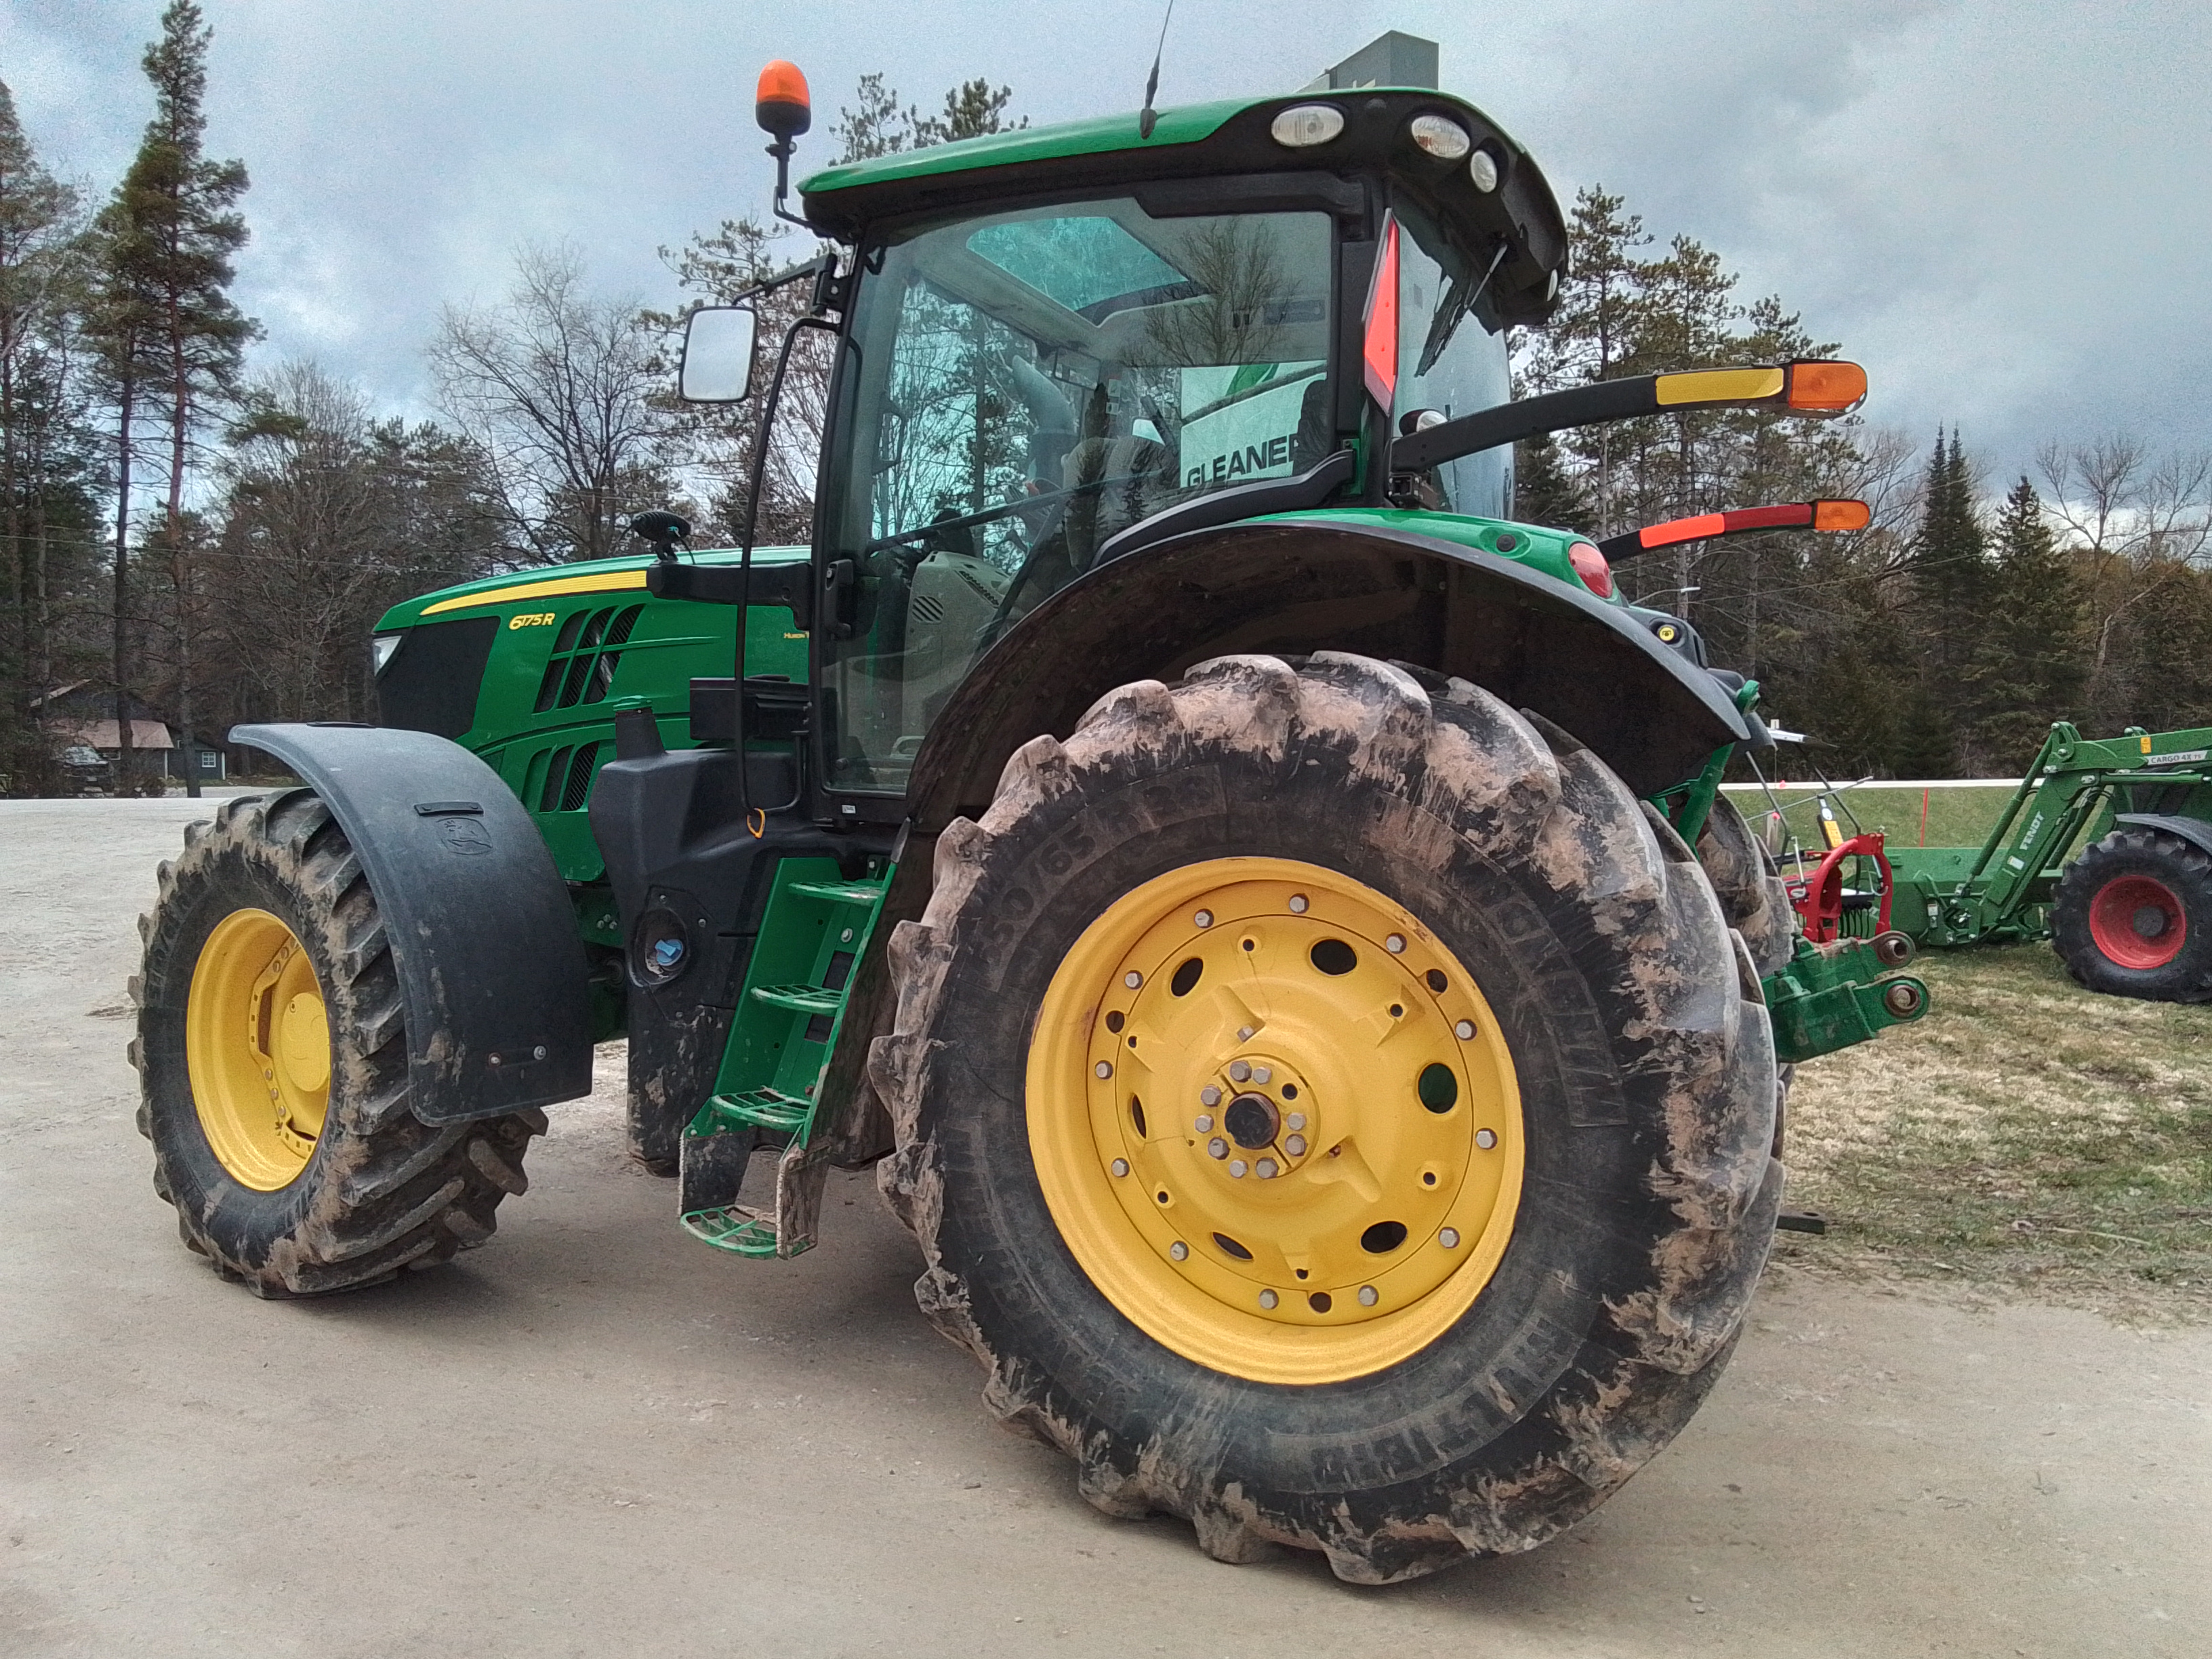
[1363,216,1400,412]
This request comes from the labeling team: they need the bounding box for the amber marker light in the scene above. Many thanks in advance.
[1812,497,1872,531]
[756,60,812,138]
[1784,361,1867,413]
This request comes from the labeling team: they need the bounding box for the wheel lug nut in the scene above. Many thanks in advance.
[1208,1137,1228,1159]
[1256,1158,1279,1179]
[1110,1158,1130,1177]
[1229,1159,1247,1178]
[1476,1128,1498,1149]
[1258,1290,1278,1309]
[1094,1061,1113,1078]
[1195,1114,1213,1132]
[1229,1059,1251,1082]
[1124,970,1143,989]
[1385,934,1406,954]
[1170,1241,1188,1261]
[1454,1019,1475,1040]
[1194,909,1213,928]
[1358,1286,1379,1307]
[1237,1025,1254,1042]
[1200,1085,1222,1107]
[1288,894,1309,913]
[1286,1111,1305,1130]
[1284,1134,1305,1157]
[1253,1065,1271,1084]
[1439,1227,1461,1248]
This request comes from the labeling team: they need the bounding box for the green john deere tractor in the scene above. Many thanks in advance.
[130,48,1926,1582]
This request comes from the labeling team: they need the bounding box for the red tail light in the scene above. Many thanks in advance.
[1568,540,1614,598]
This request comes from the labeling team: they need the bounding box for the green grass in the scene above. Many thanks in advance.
[1778,945,2212,1316]
[1726,782,2018,855]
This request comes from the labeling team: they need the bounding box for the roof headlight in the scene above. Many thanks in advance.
[1409,114,1471,161]
[1270,104,1345,148]
[1468,148,1501,192]
[372,633,403,676]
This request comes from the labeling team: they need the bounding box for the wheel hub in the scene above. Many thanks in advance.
[1027,858,1524,1384]
[1222,1091,1279,1150]
[2088,872,2187,970]
[186,908,331,1189]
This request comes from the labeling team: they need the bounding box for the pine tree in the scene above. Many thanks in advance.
[1512,432,1594,533]
[0,79,90,787]
[1972,476,2086,766]
[1518,187,1650,537]
[86,3,255,792]
[1914,430,1986,675]
[1904,430,1986,775]
[101,1,254,796]
[916,79,1026,144]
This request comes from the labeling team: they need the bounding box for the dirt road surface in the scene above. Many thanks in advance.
[5,796,2207,1658]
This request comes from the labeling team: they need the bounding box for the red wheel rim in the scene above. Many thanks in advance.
[2087,874,2187,970]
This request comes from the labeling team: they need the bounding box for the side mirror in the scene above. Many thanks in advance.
[678,306,757,404]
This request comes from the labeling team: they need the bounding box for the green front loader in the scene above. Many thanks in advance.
[1784,720,2212,1000]
[129,45,1925,1582]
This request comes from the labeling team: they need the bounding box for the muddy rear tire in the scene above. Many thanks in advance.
[1697,792,1797,977]
[132,791,544,1296]
[871,653,1780,1582]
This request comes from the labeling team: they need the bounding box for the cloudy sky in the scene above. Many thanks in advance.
[4,0,2209,485]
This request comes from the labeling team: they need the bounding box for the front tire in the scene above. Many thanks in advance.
[871,654,1780,1582]
[2052,825,2212,1000]
[132,792,544,1296]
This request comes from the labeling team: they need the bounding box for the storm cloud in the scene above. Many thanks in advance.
[4,0,2206,479]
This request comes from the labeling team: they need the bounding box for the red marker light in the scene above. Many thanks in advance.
[1568,541,1614,598]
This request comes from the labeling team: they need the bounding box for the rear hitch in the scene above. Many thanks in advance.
[1761,934,1930,1065]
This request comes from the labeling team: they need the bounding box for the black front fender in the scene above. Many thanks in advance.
[2114,813,2212,858]
[906,518,1747,827]
[230,722,594,1124]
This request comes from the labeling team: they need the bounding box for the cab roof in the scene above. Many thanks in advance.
[798,88,1568,329]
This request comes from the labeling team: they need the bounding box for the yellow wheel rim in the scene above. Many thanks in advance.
[1027,857,1524,1385]
[185,908,331,1191]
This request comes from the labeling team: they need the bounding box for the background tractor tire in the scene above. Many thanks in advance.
[132,791,545,1296]
[1696,792,1797,977]
[2051,825,2212,1001]
[871,653,1780,1583]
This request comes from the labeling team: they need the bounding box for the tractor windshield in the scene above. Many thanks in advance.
[819,197,1336,792]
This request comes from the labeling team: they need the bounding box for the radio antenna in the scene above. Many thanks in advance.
[1137,0,1177,138]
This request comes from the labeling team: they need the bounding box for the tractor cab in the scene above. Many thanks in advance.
[685,82,1567,806]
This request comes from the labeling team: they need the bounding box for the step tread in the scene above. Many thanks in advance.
[680,1206,784,1256]
[698,1087,813,1134]
[787,879,887,905]
[751,981,843,1015]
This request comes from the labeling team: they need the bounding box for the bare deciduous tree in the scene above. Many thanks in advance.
[2037,435,2212,720]
[430,243,672,565]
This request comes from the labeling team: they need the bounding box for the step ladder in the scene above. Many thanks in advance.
[678,860,893,1258]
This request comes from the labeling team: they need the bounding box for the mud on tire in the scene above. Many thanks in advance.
[1696,791,1797,977]
[869,653,1781,1582]
[132,791,544,1296]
